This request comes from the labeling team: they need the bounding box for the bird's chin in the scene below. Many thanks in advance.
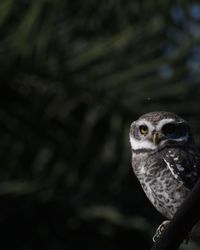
[130,136,157,151]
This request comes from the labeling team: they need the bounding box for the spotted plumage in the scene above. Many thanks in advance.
[129,111,200,239]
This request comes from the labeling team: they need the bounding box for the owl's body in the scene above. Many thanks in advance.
[132,147,190,219]
[130,112,200,221]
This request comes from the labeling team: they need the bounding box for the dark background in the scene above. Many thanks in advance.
[0,1,200,249]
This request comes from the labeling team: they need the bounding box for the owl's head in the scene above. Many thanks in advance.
[130,111,193,151]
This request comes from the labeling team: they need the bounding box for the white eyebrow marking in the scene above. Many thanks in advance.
[136,119,154,132]
[156,119,175,130]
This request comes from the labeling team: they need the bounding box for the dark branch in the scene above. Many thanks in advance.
[151,177,200,250]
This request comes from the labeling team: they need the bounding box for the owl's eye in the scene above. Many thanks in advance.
[139,125,148,135]
[162,123,176,135]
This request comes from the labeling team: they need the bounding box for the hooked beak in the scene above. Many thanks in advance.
[152,131,159,145]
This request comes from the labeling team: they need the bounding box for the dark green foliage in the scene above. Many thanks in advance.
[0,0,200,249]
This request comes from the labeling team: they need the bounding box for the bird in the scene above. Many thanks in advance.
[129,111,200,241]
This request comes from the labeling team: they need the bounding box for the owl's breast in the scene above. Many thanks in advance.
[132,152,189,219]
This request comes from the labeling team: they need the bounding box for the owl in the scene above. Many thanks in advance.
[129,111,200,241]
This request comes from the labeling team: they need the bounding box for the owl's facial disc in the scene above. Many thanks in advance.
[130,117,190,151]
[130,120,157,150]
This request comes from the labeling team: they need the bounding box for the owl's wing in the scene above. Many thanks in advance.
[162,147,200,190]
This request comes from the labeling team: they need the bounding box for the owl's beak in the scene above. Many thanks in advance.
[152,131,159,145]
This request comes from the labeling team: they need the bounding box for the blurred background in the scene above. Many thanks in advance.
[1,0,200,249]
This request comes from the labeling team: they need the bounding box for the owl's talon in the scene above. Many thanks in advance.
[152,220,170,242]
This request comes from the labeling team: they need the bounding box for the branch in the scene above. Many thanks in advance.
[151,177,200,250]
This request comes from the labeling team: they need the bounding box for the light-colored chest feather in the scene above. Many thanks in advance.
[132,152,189,219]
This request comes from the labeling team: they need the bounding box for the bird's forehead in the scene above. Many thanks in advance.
[156,118,176,129]
[136,111,185,126]
[135,119,154,129]
[139,111,180,122]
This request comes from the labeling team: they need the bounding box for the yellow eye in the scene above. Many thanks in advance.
[139,125,148,135]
